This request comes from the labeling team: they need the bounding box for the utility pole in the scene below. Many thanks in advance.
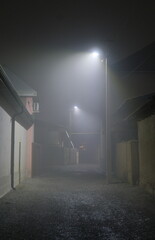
[104,58,111,183]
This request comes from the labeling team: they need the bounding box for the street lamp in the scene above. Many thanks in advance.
[69,105,80,133]
[91,51,100,58]
[73,106,79,111]
[91,51,110,183]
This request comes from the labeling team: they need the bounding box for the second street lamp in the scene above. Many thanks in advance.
[69,105,80,134]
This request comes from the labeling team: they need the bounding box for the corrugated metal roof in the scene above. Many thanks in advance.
[114,92,155,122]
[112,41,155,72]
[0,65,34,129]
[2,66,37,97]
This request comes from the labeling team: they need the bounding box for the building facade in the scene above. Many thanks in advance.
[0,65,37,197]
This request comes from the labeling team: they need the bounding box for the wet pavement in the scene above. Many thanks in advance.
[0,164,155,240]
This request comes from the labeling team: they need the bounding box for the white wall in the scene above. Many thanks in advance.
[0,106,29,197]
[0,107,11,197]
[14,122,27,186]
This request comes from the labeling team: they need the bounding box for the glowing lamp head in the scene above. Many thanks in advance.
[91,51,99,58]
[74,106,79,110]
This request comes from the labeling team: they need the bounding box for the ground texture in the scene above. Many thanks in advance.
[0,165,155,240]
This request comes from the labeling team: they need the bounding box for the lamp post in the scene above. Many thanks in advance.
[91,51,111,183]
[104,57,111,183]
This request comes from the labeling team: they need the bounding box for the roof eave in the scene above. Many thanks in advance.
[0,65,34,130]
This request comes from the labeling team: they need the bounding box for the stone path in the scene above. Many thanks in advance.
[0,164,155,239]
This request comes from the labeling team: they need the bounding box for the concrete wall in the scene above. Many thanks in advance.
[116,142,128,181]
[0,107,11,197]
[116,140,139,184]
[138,115,155,195]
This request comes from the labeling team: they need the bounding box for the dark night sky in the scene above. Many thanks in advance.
[0,0,155,126]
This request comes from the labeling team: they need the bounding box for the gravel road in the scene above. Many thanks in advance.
[0,164,155,240]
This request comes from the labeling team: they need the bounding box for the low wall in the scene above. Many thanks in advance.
[64,148,79,165]
[138,115,155,196]
[116,140,139,185]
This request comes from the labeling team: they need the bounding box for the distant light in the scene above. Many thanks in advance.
[91,51,99,58]
[74,106,79,110]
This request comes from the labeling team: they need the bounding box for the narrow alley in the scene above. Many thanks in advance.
[0,165,155,240]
